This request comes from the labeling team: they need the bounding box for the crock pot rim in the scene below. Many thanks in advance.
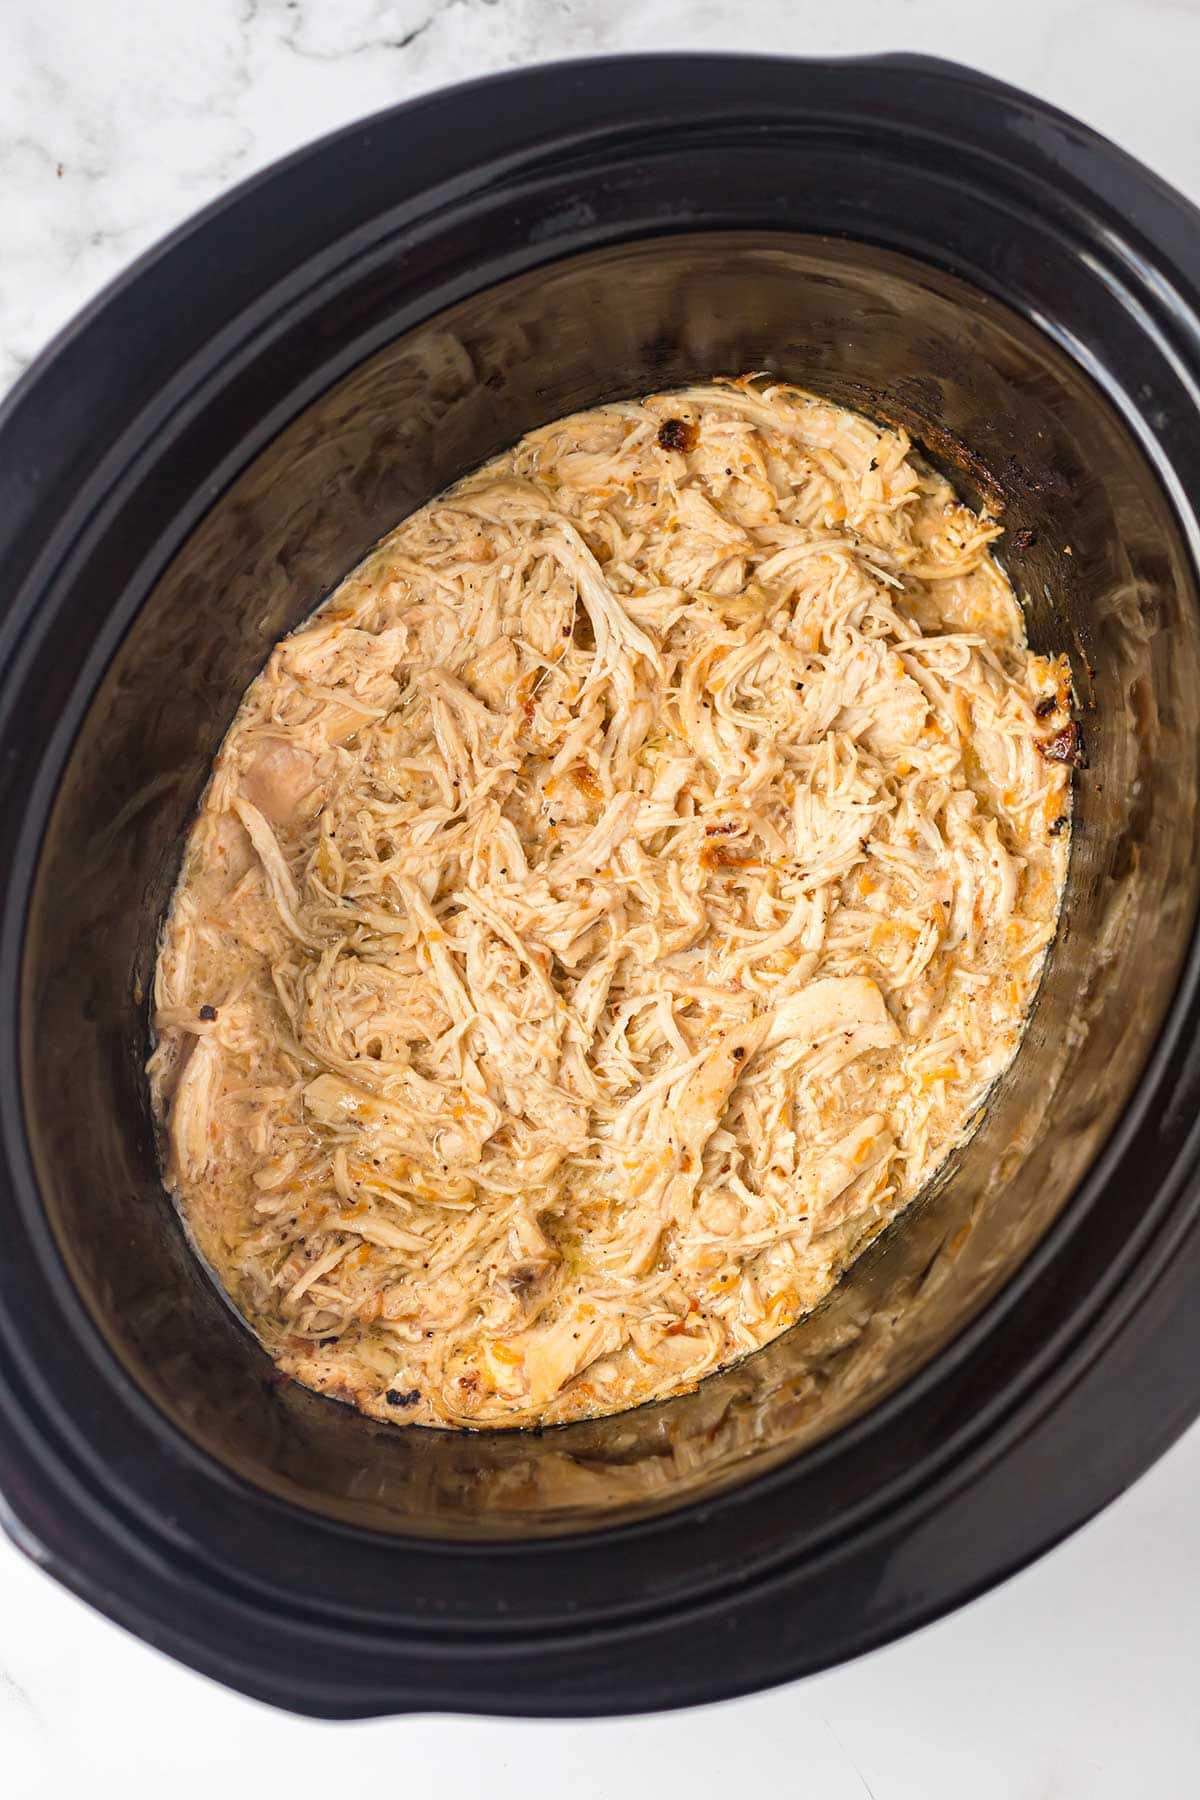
[2,51,1200,1716]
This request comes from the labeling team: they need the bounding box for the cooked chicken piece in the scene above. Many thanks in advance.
[241,739,321,828]
[150,378,1070,1431]
[167,1035,221,1186]
[523,1310,621,1410]
[763,976,899,1050]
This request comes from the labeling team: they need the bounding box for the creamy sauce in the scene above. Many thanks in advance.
[149,381,1072,1428]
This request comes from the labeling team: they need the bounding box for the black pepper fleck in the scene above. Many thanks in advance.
[386,1387,421,1408]
[1035,695,1058,718]
[1049,814,1070,837]
[199,1004,218,1021]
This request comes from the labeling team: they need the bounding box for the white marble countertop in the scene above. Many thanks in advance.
[3,2,1200,1795]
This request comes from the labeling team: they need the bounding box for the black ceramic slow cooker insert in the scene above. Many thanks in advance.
[2,54,1200,1718]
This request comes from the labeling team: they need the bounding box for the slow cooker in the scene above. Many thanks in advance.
[2,53,1200,1717]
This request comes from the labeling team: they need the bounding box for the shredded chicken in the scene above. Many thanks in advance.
[148,380,1072,1429]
